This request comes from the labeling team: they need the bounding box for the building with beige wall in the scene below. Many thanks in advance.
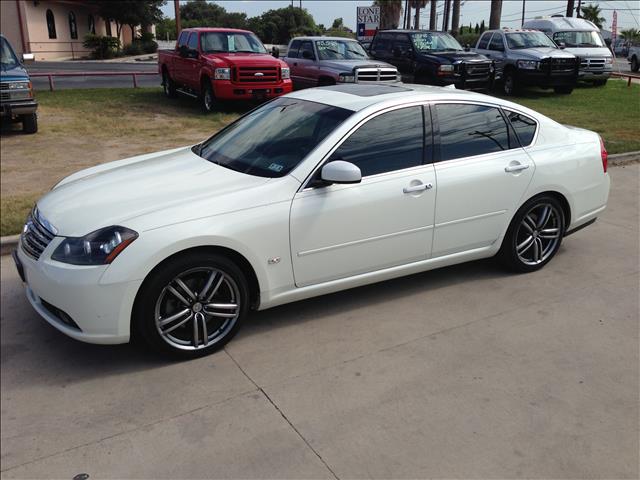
[1,0,153,60]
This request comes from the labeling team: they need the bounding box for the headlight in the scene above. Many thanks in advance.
[6,81,33,99]
[214,68,231,80]
[8,81,31,90]
[605,57,613,64]
[338,74,355,83]
[437,64,455,76]
[281,67,290,79]
[517,60,539,70]
[51,226,138,265]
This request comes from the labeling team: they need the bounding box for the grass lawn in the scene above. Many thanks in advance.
[1,81,638,236]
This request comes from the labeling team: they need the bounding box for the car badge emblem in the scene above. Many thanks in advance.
[254,72,264,76]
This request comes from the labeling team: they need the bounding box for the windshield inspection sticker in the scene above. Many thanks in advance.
[268,163,284,173]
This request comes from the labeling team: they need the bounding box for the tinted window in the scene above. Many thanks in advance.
[506,32,557,49]
[330,107,425,177]
[187,32,198,50]
[436,104,512,161]
[46,9,57,39]
[489,34,504,51]
[300,41,314,59]
[372,33,393,52]
[393,34,412,54]
[68,11,77,40]
[288,39,301,58]
[477,32,493,49]
[177,31,189,48]
[197,98,353,178]
[506,110,537,146]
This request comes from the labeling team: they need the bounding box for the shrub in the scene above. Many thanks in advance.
[456,32,480,49]
[83,34,120,59]
[122,42,143,56]
[141,40,158,54]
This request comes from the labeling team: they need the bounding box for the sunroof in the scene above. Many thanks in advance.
[319,84,412,97]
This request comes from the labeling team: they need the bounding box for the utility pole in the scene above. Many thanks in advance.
[442,0,450,32]
[576,0,582,18]
[174,0,181,37]
[521,0,526,27]
[452,0,461,36]
[566,0,575,17]
[430,0,438,30]
[404,0,410,29]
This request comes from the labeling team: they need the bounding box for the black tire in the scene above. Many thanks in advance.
[498,195,565,273]
[317,77,335,86]
[503,69,518,96]
[200,79,215,113]
[631,56,639,73]
[162,69,177,98]
[133,251,250,359]
[21,113,38,134]
[593,79,608,87]
[553,85,574,94]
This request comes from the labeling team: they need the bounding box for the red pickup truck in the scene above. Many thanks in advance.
[158,28,292,112]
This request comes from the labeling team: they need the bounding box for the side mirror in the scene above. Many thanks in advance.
[558,42,566,49]
[188,48,199,59]
[302,49,314,60]
[464,43,470,52]
[22,53,35,63]
[320,161,362,185]
[178,44,188,57]
[272,46,279,58]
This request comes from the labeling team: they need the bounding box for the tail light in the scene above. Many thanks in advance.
[599,136,608,173]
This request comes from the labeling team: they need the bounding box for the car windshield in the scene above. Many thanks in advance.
[552,30,605,47]
[315,39,369,60]
[200,31,267,54]
[1,37,19,70]
[411,32,464,52]
[506,32,558,49]
[195,98,353,178]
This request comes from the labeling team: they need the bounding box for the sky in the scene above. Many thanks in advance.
[161,1,640,32]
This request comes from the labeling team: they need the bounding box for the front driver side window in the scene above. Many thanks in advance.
[330,106,425,177]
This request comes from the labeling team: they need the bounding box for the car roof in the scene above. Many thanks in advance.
[292,36,360,42]
[524,16,599,31]
[377,29,447,34]
[183,27,253,34]
[286,83,502,112]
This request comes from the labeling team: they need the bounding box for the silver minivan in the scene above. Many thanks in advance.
[523,16,612,85]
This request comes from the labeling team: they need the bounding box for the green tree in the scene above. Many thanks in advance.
[180,0,248,29]
[620,28,640,44]
[580,4,605,29]
[90,0,165,46]
[373,0,403,30]
[156,17,176,41]
[248,7,320,44]
[332,18,344,29]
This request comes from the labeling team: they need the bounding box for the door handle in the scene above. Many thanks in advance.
[403,183,432,194]
[505,163,530,173]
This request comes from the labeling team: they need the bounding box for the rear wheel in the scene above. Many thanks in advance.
[498,195,565,273]
[162,69,177,98]
[134,252,249,358]
[553,85,573,94]
[21,113,37,134]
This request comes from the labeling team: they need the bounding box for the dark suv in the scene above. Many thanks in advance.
[369,30,493,90]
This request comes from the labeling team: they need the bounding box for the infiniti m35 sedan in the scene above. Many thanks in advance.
[14,84,610,358]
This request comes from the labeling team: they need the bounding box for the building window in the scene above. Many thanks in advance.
[88,15,95,34]
[46,9,57,39]
[69,11,78,40]
[105,19,112,37]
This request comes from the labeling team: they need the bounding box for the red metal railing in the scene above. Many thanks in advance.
[611,71,640,87]
[29,71,158,91]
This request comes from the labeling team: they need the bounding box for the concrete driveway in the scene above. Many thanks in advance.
[1,165,638,479]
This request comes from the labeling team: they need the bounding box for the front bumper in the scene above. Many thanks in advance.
[14,241,140,344]
[212,79,293,100]
[578,69,612,81]
[516,69,577,87]
[1,99,38,117]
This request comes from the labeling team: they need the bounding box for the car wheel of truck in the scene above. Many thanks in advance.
[162,70,177,98]
[201,81,215,113]
[553,85,573,94]
[21,113,37,134]
[631,56,639,72]
[503,70,517,96]
[498,195,565,273]
[593,79,607,87]
[134,252,249,359]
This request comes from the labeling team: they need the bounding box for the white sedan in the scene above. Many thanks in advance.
[13,84,610,358]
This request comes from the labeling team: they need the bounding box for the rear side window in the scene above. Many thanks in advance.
[330,106,425,177]
[187,32,198,50]
[177,31,189,48]
[489,34,504,51]
[393,34,412,55]
[288,40,301,58]
[300,41,315,59]
[505,110,537,146]
[436,104,513,161]
[477,32,493,49]
[372,33,393,52]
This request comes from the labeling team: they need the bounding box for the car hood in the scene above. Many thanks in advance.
[417,50,490,63]
[0,63,29,80]
[513,48,576,60]
[317,59,397,71]
[202,52,284,67]
[37,147,270,236]
[562,46,612,58]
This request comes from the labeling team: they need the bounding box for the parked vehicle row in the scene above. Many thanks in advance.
[1,34,38,133]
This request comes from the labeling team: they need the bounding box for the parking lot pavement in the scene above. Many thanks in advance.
[1,164,638,479]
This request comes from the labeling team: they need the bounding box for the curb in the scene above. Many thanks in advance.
[1,151,638,256]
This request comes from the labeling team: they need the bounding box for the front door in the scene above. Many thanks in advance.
[431,102,535,257]
[290,105,436,287]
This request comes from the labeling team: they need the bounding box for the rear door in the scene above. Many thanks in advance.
[369,32,395,65]
[285,40,304,87]
[293,40,319,88]
[391,33,414,74]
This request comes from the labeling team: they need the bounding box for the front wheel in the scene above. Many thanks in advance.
[21,113,38,134]
[498,195,565,273]
[503,70,518,96]
[593,79,608,87]
[201,80,216,113]
[631,56,639,72]
[553,85,574,94]
[134,252,249,358]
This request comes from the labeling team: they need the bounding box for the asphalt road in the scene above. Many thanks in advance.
[26,61,160,90]
[1,165,638,478]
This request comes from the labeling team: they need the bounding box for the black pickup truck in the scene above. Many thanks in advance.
[369,30,494,90]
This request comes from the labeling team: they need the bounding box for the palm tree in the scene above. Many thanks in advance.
[489,0,502,30]
[429,0,437,30]
[374,0,403,29]
[580,4,605,29]
[412,0,428,29]
[620,28,640,44]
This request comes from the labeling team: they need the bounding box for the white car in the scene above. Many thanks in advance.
[13,84,610,358]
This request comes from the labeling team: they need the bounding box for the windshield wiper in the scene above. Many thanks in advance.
[347,49,365,57]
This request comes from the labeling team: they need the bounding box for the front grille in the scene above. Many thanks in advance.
[541,57,576,74]
[0,91,9,101]
[463,62,492,79]
[21,210,56,260]
[235,66,279,83]
[579,57,607,71]
[355,68,398,82]
[0,83,9,90]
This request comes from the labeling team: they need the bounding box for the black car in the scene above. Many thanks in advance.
[369,30,494,90]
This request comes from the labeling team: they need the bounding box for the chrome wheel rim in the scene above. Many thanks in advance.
[516,203,562,266]
[155,267,240,351]
[204,89,213,110]
[504,74,514,95]
[163,72,170,95]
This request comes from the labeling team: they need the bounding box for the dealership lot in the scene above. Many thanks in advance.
[0,163,638,478]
